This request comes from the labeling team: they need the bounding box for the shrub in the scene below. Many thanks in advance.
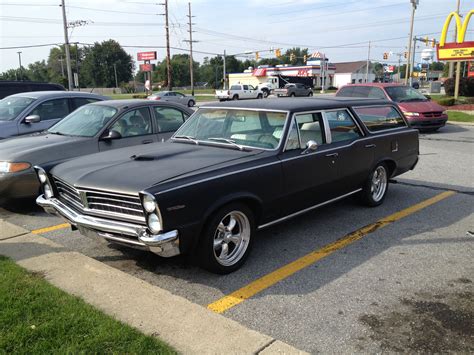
[132,94,148,99]
[435,97,455,106]
[120,83,137,94]
[444,77,474,97]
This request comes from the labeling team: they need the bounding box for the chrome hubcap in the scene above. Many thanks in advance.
[370,166,387,202]
[213,211,250,266]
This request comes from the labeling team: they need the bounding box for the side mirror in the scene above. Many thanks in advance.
[302,140,318,154]
[101,129,122,141]
[24,115,41,124]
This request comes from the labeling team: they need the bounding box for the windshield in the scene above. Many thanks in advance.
[172,108,288,150]
[385,86,428,103]
[48,104,117,137]
[0,96,36,121]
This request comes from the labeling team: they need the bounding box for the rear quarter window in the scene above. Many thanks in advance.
[353,106,407,132]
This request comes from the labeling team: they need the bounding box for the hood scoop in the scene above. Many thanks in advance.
[130,154,155,161]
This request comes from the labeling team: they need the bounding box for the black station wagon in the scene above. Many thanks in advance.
[36,98,419,274]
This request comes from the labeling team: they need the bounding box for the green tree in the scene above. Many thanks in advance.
[282,47,309,66]
[80,40,134,87]
[0,68,30,80]
[27,60,49,82]
[47,45,84,87]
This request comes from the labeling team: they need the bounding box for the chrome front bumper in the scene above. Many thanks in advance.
[36,195,180,257]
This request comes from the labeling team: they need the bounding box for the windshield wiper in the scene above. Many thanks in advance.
[173,135,198,145]
[48,131,66,136]
[399,98,426,103]
[207,137,248,151]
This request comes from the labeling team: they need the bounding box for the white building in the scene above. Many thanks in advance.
[333,61,376,88]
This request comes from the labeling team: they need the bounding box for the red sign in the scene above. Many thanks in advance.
[139,63,154,72]
[137,51,157,61]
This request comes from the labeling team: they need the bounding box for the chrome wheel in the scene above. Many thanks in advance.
[371,166,387,202]
[213,211,250,267]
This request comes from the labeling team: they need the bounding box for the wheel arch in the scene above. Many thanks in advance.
[374,158,397,178]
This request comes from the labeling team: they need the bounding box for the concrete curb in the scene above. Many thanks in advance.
[0,220,307,355]
[447,121,474,127]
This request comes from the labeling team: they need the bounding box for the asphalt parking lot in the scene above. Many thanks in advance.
[1,123,473,353]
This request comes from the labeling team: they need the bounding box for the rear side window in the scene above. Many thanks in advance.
[230,85,241,90]
[154,107,187,133]
[353,106,407,132]
[325,110,362,143]
[72,97,101,110]
[336,86,354,97]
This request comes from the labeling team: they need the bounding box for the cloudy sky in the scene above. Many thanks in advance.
[0,0,472,72]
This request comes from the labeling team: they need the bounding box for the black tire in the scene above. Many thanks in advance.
[198,203,254,274]
[290,92,296,97]
[257,93,263,99]
[359,163,389,207]
[232,95,239,101]
[262,89,269,98]
[188,99,195,107]
[308,91,313,97]
[219,99,226,102]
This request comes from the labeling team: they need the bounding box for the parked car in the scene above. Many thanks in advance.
[36,98,419,274]
[215,84,264,101]
[148,91,196,107]
[0,91,107,140]
[0,80,65,100]
[335,83,447,131]
[0,100,192,203]
[274,83,313,97]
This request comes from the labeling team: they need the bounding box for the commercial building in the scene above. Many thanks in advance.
[333,61,375,88]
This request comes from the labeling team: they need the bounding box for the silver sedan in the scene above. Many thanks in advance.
[148,91,196,107]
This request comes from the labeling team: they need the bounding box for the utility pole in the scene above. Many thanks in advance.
[405,0,418,85]
[113,63,119,89]
[60,0,74,90]
[160,0,172,91]
[17,51,22,79]
[184,2,197,96]
[75,42,80,90]
[366,41,371,83]
[449,0,461,78]
[223,50,226,90]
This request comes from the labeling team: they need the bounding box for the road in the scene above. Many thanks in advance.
[1,124,473,353]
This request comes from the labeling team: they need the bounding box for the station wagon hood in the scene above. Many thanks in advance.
[50,142,264,195]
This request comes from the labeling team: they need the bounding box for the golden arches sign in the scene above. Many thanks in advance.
[437,10,474,61]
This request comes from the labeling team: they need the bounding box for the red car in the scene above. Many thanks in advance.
[336,83,447,131]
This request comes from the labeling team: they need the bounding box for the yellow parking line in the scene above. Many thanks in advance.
[208,190,456,314]
[31,223,70,234]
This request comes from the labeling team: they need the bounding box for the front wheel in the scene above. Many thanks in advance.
[188,99,195,107]
[308,91,313,97]
[232,95,239,101]
[257,93,263,99]
[198,203,254,274]
[290,93,296,97]
[359,163,388,207]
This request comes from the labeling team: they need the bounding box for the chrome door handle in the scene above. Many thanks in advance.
[365,144,376,148]
[325,152,339,158]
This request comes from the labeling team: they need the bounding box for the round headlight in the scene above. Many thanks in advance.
[143,195,156,213]
[44,184,53,199]
[147,213,162,234]
[38,170,47,184]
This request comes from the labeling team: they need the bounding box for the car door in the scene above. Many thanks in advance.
[174,92,187,106]
[278,112,338,216]
[98,106,157,151]
[242,85,250,99]
[18,97,71,135]
[323,108,374,194]
[152,106,190,141]
[164,92,178,103]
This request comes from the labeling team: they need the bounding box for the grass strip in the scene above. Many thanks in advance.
[0,256,176,354]
[448,111,474,123]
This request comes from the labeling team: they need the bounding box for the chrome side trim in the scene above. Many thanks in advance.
[257,189,362,230]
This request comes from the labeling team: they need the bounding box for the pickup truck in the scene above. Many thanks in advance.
[274,83,313,97]
[215,84,263,101]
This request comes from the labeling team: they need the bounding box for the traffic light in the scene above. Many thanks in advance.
[255,52,260,60]
[275,48,281,57]
[404,51,408,59]
[383,52,388,60]
[431,39,436,48]
[303,54,307,63]
[424,36,429,44]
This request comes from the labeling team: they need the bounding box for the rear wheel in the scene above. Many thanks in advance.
[290,92,296,97]
[198,203,254,274]
[308,91,313,97]
[257,93,263,99]
[188,99,195,107]
[232,95,239,101]
[360,163,388,207]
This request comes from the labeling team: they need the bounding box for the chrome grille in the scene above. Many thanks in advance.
[422,111,443,118]
[86,191,144,220]
[53,176,83,210]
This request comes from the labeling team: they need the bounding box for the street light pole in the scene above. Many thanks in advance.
[17,51,22,79]
[60,0,74,91]
[366,41,371,83]
[453,0,462,99]
[223,50,226,90]
[405,0,418,85]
